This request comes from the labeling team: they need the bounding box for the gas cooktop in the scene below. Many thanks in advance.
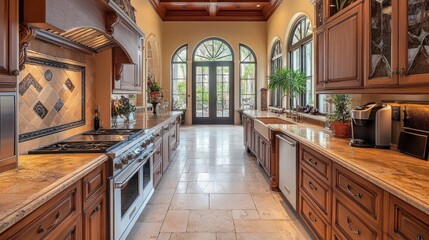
[83,129,144,136]
[28,141,121,154]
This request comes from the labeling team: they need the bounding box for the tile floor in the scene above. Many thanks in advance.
[127,125,313,240]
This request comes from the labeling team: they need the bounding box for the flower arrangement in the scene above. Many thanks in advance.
[111,95,136,118]
[147,76,163,103]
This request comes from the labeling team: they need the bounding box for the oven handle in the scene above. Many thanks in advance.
[115,150,155,189]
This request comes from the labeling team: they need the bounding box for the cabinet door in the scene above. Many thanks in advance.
[398,0,429,86]
[315,28,326,90]
[365,0,399,87]
[0,0,18,84]
[83,193,106,240]
[325,3,363,89]
[264,139,270,175]
[45,217,82,240]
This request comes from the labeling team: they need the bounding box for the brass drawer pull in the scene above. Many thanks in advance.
[309,182,317,191]
[417,234,424,240]
[346,216,360,235]
[37,211,61,234]
[309,212,317,222]
[346,184,362,199]
[156,150,161,154]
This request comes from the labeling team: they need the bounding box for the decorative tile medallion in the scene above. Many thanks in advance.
[19,73,43,96]
[44,69,53,81]
[54,99,64,112]
[33,101,48,119]
[18,57,86,142]
[65,78,75,92]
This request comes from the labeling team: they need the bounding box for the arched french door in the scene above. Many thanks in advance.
[192,38,234,124]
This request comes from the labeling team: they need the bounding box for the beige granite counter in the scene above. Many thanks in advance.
[0,154,107,234]
[114,111,183,130]
[244,110,429,215]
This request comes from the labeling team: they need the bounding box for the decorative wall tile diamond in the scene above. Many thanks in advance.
[19,73,43,96]
[44,70,53,81]
[65,79,75,92]
[33,101,48,119]
[54,99,64,112]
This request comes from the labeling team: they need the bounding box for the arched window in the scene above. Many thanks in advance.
[239,44,257,110]
[171,45,187,110]
[270,40,283,107]
[194,39,233,62]
[289,16,313,107]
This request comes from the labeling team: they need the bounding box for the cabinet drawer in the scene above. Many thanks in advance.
[153,139,162,167]
[170,119,177,128]
[333,164,382,222]
[153,127,162,142]
[169,128,177,143]
[162,123,170,135]
[388,195,429,240]
[333,194,380,240]
[300,194,331,240]
[300,167,331,221]
[83,163,106,210]
[45,216,82,240]
[153,160,163,188]
[300,145,331,184]
[5,182,82,240]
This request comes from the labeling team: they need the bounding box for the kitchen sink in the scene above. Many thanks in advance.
[254,118,295,140]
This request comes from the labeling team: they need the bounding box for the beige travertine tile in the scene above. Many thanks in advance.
[157,233,171,240]
[209,194,255,210]
[187,182,215,193]
[216,233,237,240]
[138,203,169,222]
[169,233,216,240]
[232,210,260,220]
[197,173,244,182]
[180,173,199,181]
[161,210,190,233]
[251,194,289,220]
[187,210,234,233]
[236,232,299,240]
[170,194,209,209]
[127,221,163,240]
[234,220,292,233]
[148,190,175,205]
[175,182,188,193]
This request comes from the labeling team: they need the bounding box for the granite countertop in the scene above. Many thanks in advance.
[114,111,183,130]
[0,154,108,234]
[244,110,429,215]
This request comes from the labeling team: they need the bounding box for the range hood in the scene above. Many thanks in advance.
[21,0,144,66]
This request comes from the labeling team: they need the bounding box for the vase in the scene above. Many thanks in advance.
[112,116,118,127]
[331,121,352,138]
[152,102,159,114]
[123,113,131,124]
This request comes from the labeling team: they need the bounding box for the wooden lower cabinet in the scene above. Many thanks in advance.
[300,193,331,240]
[83,193,106,240]
[0,163,108,240]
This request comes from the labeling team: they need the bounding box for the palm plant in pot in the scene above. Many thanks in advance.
[328,94,352,138]
[267,67,307,112]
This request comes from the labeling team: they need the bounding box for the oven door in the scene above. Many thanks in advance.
[113,158,144,239]
[142,154,154,202]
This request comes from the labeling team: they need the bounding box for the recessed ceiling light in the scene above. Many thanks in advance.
[256,4,261,7]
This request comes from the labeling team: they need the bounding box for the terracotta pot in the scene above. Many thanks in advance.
[150,91,160,97]
[331,121,352,138]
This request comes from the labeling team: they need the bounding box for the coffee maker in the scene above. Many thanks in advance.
[350,102,391,148]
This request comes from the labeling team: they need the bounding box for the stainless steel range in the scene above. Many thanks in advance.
[28,129,155,240]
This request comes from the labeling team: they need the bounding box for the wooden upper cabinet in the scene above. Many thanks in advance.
[325,3,363,89]
[365,0,399,87]
[398,0,429,86]
[315,28,326,91]
[0,0,18,85]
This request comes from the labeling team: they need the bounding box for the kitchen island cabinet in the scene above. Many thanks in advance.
[0,154,108,239]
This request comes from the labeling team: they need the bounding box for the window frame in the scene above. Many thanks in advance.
[239,44,257,110]
[288,16,313,108]
[270,40,283,108]
[171,44,188,111]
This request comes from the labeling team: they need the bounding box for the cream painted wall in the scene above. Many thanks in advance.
[161,22,267,124]
[133,0,163,107]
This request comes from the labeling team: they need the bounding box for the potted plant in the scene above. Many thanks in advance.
[328,94,352,138]
[267,67,307,111]
[146,78,163,114]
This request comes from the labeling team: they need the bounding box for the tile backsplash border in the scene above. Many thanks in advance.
[18,57,86,142]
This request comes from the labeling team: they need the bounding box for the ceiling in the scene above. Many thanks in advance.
[148,0,283,21]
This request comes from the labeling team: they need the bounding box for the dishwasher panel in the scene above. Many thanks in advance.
[277,134,298,210]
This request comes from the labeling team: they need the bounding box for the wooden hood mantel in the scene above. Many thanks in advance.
[20,0,144,68]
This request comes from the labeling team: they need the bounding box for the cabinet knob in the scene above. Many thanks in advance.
[11,69,20,76]
[417,234,424,240]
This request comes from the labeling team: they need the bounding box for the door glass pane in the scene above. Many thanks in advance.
[407,0,429,75]
[216,66,230,117]
[370,0,392,78]
[121,171,140,217]
[196,66,210,118]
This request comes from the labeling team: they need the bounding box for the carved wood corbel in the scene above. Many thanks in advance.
[114,63,124,80]
[105,12,120,35]
[19,24,36,70]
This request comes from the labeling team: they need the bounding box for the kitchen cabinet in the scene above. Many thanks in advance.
[0,0,19,85]
[242,115,255,153]
[315,28,326,91]
[153,138,163,188]
[323,2,363,90]
[162,123,170,173]
[112,44,143,94]
[0,93,16,173]
[0,162,107,240]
